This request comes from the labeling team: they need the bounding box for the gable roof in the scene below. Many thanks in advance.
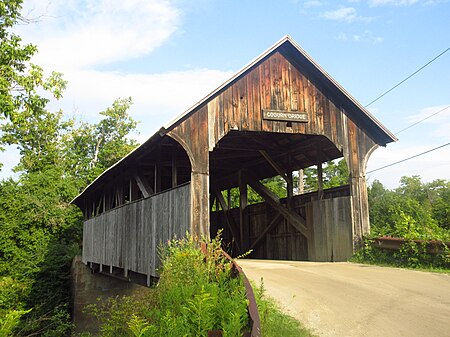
[72,35,396,206]
[163,35,396,143]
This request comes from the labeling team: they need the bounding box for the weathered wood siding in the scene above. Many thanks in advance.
[82,183,190,278]
[306,196,353,261]
[169,51,376,247]
[211,186,351,261]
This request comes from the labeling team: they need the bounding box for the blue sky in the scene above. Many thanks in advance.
[2,0,449,188]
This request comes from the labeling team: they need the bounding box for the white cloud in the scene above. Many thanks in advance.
[337,31,383,43]
[354,31,384,43]
[303,0,325,8]
[321,7,372,23]
[54,68,234,124]
[367,142,450,188]
[369,0,419,6]
[0,0,234,180]
[404,105,450,139]
[17,0,180,70]
[423,0,449,5]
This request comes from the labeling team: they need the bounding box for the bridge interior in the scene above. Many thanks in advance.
[209,130,351,260]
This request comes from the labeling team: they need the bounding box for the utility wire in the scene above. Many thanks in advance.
[365,47,450,108]
[367,142,450,174]
[395,105,450,135]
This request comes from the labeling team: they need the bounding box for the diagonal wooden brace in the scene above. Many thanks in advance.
[247,174,309,239]
[215,190,242,253]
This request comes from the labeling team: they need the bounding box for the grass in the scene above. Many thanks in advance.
[79,234,250,336]
[254,280,317,337]
[350,238,450,274]
[78,233,316,337]
[349,256,450,274]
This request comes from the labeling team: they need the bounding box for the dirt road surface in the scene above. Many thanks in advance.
[238,259,450,337]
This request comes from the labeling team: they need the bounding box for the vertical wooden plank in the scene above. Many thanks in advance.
[317,162,324,200]
[281,54,291,112]
[270,53,281,110]
[235,78,248,130]
[223,87,232,135]
[261,56,272,132]
[217,90,225,141]
[270,53,284,133]
[239,170,248,251]
[208,98,217,151]
[331,197,353,261]
[290,63,299,112]
[246,71,255,131]
[251,65,262,131]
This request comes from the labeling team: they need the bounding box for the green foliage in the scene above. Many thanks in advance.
[0,308,31,337]
[0,92,138,336]
[302,159,349,192]
[127,314,155,337]
[84,234,250,337]
[62,97,139,187]
[353,176,450,270]
[254,280,315,337]
[351,238,450,271]
[0,2,141,336]
[368,177,450,240]
[0,0,67,122]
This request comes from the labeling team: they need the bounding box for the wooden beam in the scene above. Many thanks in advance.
[249,213,282,251]
[172,148,178,188]
[259,150,288,181]
[216,191,241,253]
[135,175,153,198]
[287,169,293,210]
[154,165,160,193]
[247,173,309,239]
[299,169,304,194]
[246,134,278,151]
[239,170,248,252]
[317,162,324,200]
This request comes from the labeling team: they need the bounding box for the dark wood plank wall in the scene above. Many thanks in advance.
[306,196,353,261]
[82,183,190,283]
[205,52,358,143]
[168,51,376,246]
[211,186,350,260]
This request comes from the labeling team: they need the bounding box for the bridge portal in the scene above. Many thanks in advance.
[72,36,396,284]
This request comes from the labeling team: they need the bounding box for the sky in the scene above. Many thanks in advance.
[1,0,449,188]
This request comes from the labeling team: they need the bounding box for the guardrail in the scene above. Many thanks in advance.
[201,243,261,337]
[374,237,450,254]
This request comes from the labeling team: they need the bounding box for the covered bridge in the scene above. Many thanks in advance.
[72,36,396,285]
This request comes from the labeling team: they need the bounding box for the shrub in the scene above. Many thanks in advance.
[83,233,249,336]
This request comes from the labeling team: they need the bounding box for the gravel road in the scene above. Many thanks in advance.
[238,259,450,337]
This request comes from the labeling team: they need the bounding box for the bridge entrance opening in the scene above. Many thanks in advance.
[209,131,353,261]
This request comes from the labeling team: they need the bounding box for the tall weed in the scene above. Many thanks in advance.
[83,233,249,336]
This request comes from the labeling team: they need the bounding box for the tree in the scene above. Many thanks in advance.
[0,97,139,335]
[368,178,450,240]
[63,97,139,188]
[0,2,141,335]
[302,159,349,192]
[0,0,66,171]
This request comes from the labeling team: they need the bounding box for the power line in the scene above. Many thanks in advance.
[395,105,450,135]
[367,142,450,174]
[365,47,450,108]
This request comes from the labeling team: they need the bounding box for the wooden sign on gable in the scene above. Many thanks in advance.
[262,109,309,123]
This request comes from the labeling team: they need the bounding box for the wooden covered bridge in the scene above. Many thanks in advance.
[72,36,396,285]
